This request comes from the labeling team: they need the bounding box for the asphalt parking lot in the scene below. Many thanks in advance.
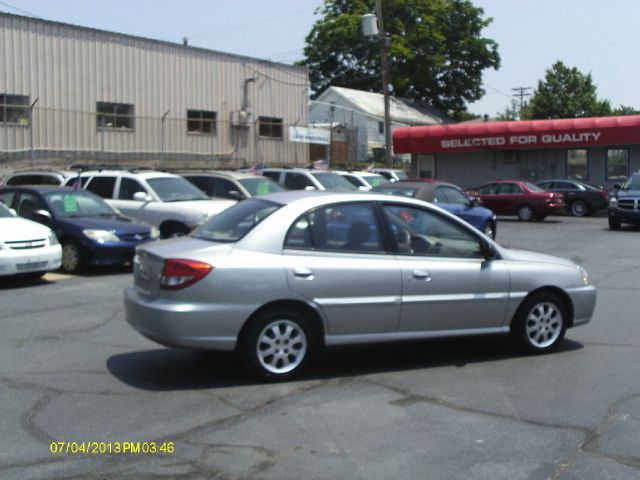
[1,215,639,480]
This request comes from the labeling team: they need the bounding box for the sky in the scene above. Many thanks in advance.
[2,0,639,117]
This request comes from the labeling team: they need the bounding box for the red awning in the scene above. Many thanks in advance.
[393,115,640,154]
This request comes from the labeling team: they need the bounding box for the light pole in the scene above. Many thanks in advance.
[362,0,392,168]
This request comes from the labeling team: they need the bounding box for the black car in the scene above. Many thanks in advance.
[608,173,640,230]
[536,179,609,217]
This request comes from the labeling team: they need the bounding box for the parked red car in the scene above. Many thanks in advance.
[476,180,565,221]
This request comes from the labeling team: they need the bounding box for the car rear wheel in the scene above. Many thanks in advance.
[517,205,534,221]
[241,308,315,380]
[510,292,567,354]
[61,239,87,273]
[570,200,588,217]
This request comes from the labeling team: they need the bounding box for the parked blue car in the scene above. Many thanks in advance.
[0,186,159,272]
[372,180,498,239]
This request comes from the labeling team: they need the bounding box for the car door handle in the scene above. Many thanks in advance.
[412,269,432,281]
[293,267,315,279]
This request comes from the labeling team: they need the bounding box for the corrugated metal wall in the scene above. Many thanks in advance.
[0,13,310,167]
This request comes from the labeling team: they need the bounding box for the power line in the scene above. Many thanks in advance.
[0,0,40,17]
[512,86,532,108]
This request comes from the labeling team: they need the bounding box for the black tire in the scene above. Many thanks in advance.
[483,220,497,240]
[609,216,621,230]
[510,292,568,354]
[61,239,87,273]
[160,223,190,239]
[240,308,315,380]
[570,200,588,217]
[517,205,534,221]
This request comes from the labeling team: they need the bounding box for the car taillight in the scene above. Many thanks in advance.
[600,190,608,201]
[160,259,213,290]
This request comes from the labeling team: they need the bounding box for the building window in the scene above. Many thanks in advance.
[1,94,30,125]
[606,149,629,181]
[96,102,134,130]
[567,149,588,179]
[187,110,216,134]
[258,116,283,138]
[378,121,384,134]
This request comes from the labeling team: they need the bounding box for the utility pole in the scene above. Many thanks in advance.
[511,87,532,109]
[376,0,393,168]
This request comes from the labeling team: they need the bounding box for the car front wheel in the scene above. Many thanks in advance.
[609,216,621,230]
[483,220,496,239]
[241,308,315,380]
[510,292,568,354]
[61,239,87,273]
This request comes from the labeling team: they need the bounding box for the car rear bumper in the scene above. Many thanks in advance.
[124,286,242,351]
[0,245,62,276]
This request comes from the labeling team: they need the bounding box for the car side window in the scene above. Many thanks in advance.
[441,187,469,205]
[214,178,237,198]
[262,171,281,182]
[284,173,313,190]
[285,202,384,253]
[433,188,449,203]
[16,192,46,220]
[86,176,117,199]
[382,204,484,258]
[119,178,147,200]
[0,191,16,208]
[479,184,498,194]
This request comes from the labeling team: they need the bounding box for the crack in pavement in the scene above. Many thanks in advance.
[362,377,640,474]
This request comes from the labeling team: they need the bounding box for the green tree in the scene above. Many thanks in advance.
[298,0,500,120]
[525,61,611,119]
[612,105,640,116]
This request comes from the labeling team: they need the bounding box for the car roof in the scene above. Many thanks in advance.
[0,185,81,193]
[76,170,178,179]
[9,169,76,177]
[178,170,263,180]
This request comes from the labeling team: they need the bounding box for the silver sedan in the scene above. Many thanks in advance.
[125,191,596,380]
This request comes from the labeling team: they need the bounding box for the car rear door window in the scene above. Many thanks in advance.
[285,202,384,253]
[86,176,117,199]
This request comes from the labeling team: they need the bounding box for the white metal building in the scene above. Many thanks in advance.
[0,11,310,169]
[309,86,445,164]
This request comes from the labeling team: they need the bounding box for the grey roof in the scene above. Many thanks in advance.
[315,86,445,125]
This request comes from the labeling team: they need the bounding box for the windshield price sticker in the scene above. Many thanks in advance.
[63,195,78,213]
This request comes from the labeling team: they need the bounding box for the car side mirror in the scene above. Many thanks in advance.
[613,184,621,190]
[481,239,498,261]
[304,186,317,191]
[358,186,369,192]
[469,197,480,207]
[226,190,246,200]
[9,207,17,216]
[133,192,151,202]
[33,209,52,221]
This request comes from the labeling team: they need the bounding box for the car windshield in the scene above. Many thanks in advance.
[43,190,116,218]
[147,177,209,202]
[524,182,545,192]
[373,186,417,197]
[0,202,13,217]
[193,198,281,243]
[621,175,640,190]
[310,172,357,190]
[238,177,285,196]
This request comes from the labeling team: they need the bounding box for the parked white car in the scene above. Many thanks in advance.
[0,202,62,278]
[334,170,389,190]
[372,168,409,183]
[67,169,235,238]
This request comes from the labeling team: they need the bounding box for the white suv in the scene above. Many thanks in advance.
[67,169,235,237]
[261,168,356,191]
[333,170,389,190]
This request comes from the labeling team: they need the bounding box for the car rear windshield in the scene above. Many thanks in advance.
[238,177,285,196]
[310,172,357,190]
[147,177,209,202]
[193,198,281,243]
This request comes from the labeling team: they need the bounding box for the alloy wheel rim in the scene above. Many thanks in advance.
[519,206,533,220]
[256,319,307,374]
[62,244,79,271]
[572,202,587,216]
[525,301,563,348]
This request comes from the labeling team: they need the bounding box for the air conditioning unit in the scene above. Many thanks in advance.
[230,110,251,127]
